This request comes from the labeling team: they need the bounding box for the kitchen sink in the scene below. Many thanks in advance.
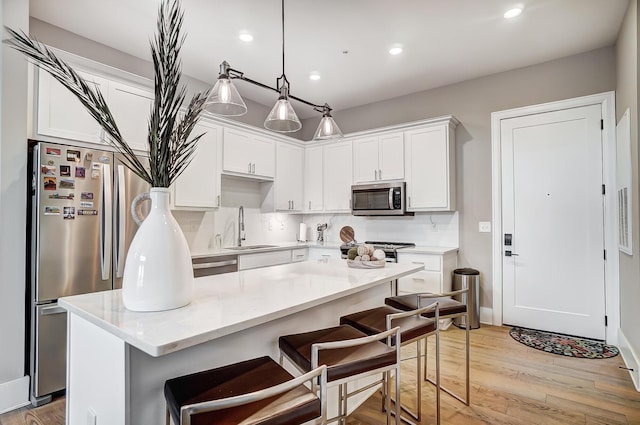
[225,245,278,250]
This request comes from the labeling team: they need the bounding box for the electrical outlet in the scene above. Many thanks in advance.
[479,221,491,233]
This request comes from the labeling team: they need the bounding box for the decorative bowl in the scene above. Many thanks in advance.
[347,259,386,269]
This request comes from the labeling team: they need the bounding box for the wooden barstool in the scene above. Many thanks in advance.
[164,356,327,425]
[279,325,402,424]
[385,289,470,405]
[340,302,440,425]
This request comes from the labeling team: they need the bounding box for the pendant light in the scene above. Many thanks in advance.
[206,61,247,116]
[313,104,343,140]
[263,0,301,132]
[205,0,342,140]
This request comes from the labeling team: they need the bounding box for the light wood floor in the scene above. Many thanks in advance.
[1,325,638,425]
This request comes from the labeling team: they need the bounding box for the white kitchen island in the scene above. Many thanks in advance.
[59,259,422,425]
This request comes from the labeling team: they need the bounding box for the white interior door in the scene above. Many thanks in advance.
[501,104,606,340]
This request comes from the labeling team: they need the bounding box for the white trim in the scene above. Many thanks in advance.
[491,91,619,344]
[618,328,640,391]
[479,307,493,325]
[0,376,30,414]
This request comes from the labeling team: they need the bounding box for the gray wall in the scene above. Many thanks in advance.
[0,0,29,407]
[302,47,617,311]
[617,0,640,361]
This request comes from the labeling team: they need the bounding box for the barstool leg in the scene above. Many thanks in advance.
[416,339,422,421]
[165,408,171,425]
[465,318,470,405]
[435,328,441,425]
[395,361,401,425]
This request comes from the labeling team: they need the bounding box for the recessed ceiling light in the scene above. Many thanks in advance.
[504,7,523,19]
[309,73,321,81]
[389,47,403,55]
[239,33,254,42]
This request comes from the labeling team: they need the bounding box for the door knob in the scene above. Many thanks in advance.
[505,250,519,257]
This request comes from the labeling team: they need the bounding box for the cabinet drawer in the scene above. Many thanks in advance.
[397,253,441,271]
[238,250,291,270]
[291,248,308,262]
[398,271,441,294]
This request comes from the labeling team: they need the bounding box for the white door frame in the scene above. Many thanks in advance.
[491,91,619,344]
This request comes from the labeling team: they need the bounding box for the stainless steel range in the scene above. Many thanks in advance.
[339,241,415,263]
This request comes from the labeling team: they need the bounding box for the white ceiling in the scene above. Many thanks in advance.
[29,0,629,119]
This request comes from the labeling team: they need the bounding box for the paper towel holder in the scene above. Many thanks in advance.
[298,223,307,242]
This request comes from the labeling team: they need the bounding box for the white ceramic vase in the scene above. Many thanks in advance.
[122,187,194,311]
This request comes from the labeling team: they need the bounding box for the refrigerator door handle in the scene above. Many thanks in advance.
[115,165,126,278]
[40,305,66,315]
[101,163,113,281]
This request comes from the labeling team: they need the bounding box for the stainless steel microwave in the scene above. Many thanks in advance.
[351,181,411,216]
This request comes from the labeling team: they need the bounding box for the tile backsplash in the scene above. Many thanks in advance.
[302,212,459,246]
[174,175,458,252]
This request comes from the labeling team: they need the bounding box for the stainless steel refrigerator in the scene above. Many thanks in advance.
[28,141,149,405]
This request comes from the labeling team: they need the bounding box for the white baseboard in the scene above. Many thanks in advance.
[0,376,30,414]
[617,328,640,391]
[480,307,493,325]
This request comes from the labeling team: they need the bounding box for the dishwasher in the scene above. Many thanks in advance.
[192,254,238,277]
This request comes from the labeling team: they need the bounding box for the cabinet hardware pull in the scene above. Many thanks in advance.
[379,169,382,179]
[411,262,425,264]
[248,163,251,173]
[308,201,311,210]
[374,169,378,180]
[412,278,426,282]
[217,195,220,206]
[408,196,411,207]
[291,200,294,209]
[251,163,255,174]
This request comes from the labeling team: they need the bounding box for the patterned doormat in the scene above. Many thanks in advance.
[509,327,619,359]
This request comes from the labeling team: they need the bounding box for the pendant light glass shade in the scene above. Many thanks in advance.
[205,76,247,116]
[313,108,343,140]
[264,86,302,132]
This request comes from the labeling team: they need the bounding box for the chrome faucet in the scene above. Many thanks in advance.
[238,206,246,247]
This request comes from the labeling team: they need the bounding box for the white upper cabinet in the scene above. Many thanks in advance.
[353,132,404,183]
[323,140,353,212]
[37,68,153,152]
[172,120,221,210]
[108,81,154,152]
[404,120,456,211]
[37,69,108,144]
[275,143,303,211]
[304,145,323,212]
[222,128,275,179]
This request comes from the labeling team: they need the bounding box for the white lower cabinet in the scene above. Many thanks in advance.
[308,246,341,260]
[397,250,458,328]
[396,251,458,295]
[172,120,221,209]
[290,248,309,262]
[238,250,292,271]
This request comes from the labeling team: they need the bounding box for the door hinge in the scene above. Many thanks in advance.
[601,119,604,130]
[604,249,607,261]
[602,184,605,195]
[605,315,608,326]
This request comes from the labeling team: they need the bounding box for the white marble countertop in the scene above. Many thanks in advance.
[59,260,422,357]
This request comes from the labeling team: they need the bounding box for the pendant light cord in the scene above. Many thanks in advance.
[281,0,286,80]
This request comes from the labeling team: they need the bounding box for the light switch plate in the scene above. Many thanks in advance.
[479,221,491,233]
